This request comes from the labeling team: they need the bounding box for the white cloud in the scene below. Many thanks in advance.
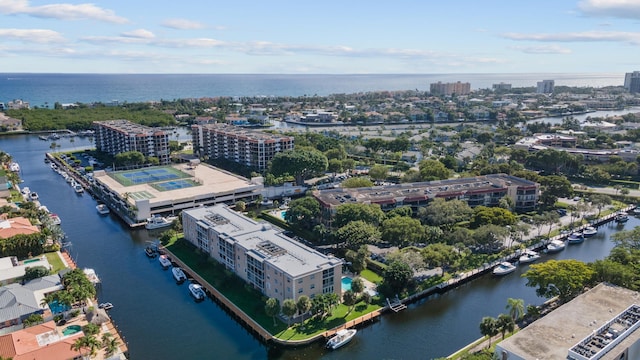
[509,45,572,54]
[502,31,640,45]
[121,29,155,39]
[0,28,65,43]
[161,18,207,30]
[0,0,128,23]
[579,0,640,19]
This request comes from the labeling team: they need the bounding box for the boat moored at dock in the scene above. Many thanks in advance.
[189,283,206,301]
[518,249,540,264]
[326,329,357,350]
[546,239,566,253]
[172,267,187,283]
[158,254,172,269]
[492,262,517,276]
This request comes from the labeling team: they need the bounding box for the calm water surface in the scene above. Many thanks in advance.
[1,134,634,359]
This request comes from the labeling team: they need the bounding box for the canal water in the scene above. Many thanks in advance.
[2,134,636,359]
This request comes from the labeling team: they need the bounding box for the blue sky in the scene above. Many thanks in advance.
[0,0,639,74]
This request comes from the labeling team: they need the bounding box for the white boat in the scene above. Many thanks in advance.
[96,204,110,215]
[172,267,187,283]
[98,302,113,310]
[158,254,172,269]
[29,192,39,201]
[615,212,629,223]
[189,283,206,301]
[546,239,566,253]
[49,213,61,225]
[73,184,84,193]
[9,162,19,172]
[518,250,540,264]
[145,215,177,230]
[633,207,640,215]
[50,163,57,170]
[582,226,597,237]
[567,232,584,244]
[326,329,357,350]
[20,187,30,196]
[492,262,517,276]
[65,176,73,183]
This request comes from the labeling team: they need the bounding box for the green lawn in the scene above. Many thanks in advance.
[45,251,66,273]
[360,269,382,284]
[165,237,382,340]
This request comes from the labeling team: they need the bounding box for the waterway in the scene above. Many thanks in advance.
[2,134,637,359]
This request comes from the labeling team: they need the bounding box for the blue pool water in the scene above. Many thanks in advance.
[341,276,352,292]
[48,300,70,314]
[62,325,82,336]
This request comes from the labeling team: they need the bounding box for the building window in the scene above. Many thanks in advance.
[310,284,315,289]
[310,274,315,279]
[298,288,303,294]
[298,279,303,284]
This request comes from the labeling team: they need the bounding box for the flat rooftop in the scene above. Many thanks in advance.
[314,173,537,208]
[185,204,342,277]
[196,123,294,143]
[94,163,258,206]
[496,283,640,360]
[94,119,167,136]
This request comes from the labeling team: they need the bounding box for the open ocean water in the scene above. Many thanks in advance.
[0,73,625,108]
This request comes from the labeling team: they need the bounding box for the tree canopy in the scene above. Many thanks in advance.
[269,149,328,186]
[523,259,594,303]
[284,197,320,230]
[334,203,385,228]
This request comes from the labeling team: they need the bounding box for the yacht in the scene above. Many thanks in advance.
[29,192,39,201]
[145,215,177,230]
[49,213,61,226]
[567,232,584,244]
[546,239,566,253]
[326,329,357,350]
[582,226,597,237]
[518,250,540,264]
[189,283,206,301]
[96,204,110,215]
[492,262,517,276]
[172,267,187,283]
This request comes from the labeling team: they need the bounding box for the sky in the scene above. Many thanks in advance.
[0,0,639,74]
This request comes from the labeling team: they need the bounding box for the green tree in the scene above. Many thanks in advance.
[334,203,385,228]
[611,227,640,249]
[102,333,121,357]
[235,201,246,212]
[506,298,525,322]
[281,299,297,327]
[470,206,517,229]
[295,295,312,323]
[497,313,515,339]
[539,175,573,207]
[479,317,499,347]
[22,313,44,328]
[418,159,450,181]
[340,177,374,188]
[590,194,612,218]
[269,149,328,186]
[419,198,473,230]
[381,216,424,247]
[590,259,636,289]
[368,164,389,182]
[327,158,344,174]
[264,298,280,326]
[342,290,358,313]
[284,197,320,230]
[23,266,50,281]
[345,245,370,273]
[421,243,458,269]
[383,261,413,295]
[386,206,413,219]
[351,277,365,295]
[335,220,381,250]
[523,259,595,303]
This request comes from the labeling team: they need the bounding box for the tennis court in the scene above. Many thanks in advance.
[110,166,190,186]
[151,179,200,192]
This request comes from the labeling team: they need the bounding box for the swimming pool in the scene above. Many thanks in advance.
[341,276,352,292]
[48,300,70,314]
[62,325,82,336]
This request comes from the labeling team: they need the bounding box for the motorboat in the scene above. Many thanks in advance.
[9,162,19,172]
[492,262,517,276]
[189,283,206,301]
[145,214,177,230]
[518,250,540,264]
[49,213,61,225]
[172,267,187,283]
[20,187,30,195]
[50,163,57,170]
[615,212,629,223]
[567,232,584,244]
[144,246,157,258]
[326,329,357,350]
[96,204,110,215]
[546,239,566,253]
[29,192,39,201]
[73,184,84,193]
[582,226,597,237]
[633,207,640,215]
[98,302,113,310]
[158,254,172,269]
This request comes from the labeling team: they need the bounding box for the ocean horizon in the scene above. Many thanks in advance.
[0,72,625,108]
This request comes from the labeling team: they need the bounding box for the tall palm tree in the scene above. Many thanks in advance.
[506,298,525,322]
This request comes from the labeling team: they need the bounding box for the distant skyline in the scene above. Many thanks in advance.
[1,0,640,74]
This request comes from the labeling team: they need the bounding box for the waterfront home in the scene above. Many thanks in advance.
[0,275,63,331]
[0,216,40,239]
[0,256,53,286]
[182,204,343,304]
[0,320,84,360]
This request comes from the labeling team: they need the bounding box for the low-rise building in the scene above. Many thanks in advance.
[182,204,343,304]
[495,283,640,360]
[0,321,83,359]
[0,275,62,332]
[313,173,539,221]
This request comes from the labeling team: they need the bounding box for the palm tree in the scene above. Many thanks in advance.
[102,333,121,356]
[479,316,498,347]
[506,298,525,322]
[497,313,515,339]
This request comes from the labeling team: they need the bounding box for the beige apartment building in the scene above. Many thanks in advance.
[93,120,170,165]
[191,123,294,171]
[182,204,342,304]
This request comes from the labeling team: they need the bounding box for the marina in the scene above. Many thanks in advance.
[2,133,639,359]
